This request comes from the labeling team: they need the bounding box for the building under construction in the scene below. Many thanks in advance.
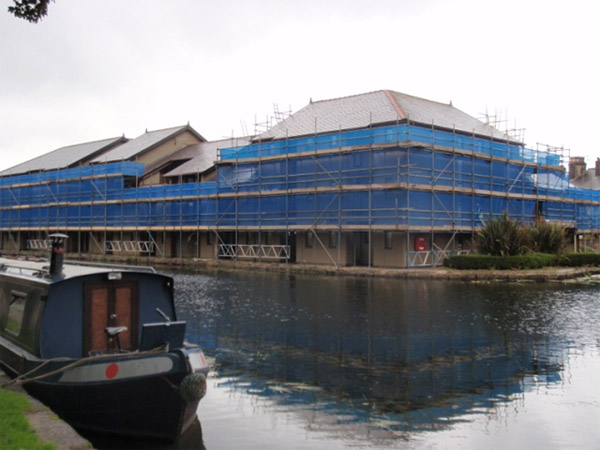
[1,90,598,268]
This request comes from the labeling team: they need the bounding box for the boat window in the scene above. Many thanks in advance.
[6,291,27,336]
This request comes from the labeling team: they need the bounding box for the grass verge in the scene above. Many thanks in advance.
[0,387,56,450]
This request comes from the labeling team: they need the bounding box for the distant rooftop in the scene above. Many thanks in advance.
[164,137,250,178]
[91,125,205,164]
[257,90,512,142]
[0,136,127,177]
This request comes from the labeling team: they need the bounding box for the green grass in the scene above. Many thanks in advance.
[0,387,56,450]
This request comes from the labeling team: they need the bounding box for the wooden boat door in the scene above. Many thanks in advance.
[83,281,139,355]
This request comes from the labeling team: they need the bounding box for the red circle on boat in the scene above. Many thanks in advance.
[105,363,119,379]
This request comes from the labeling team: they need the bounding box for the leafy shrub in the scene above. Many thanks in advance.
[531,221,566,254]
[445,253,556,270]
[477,212,531,256]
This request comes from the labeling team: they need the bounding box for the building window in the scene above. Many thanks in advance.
[206,232,214,245]
[306,232,314,248]
[329,231,338,249]
[384,231,393,250]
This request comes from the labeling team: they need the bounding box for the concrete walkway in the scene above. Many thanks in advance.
[145,256,600,282]
[1,370,92,450]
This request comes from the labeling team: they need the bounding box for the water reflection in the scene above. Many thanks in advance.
[91,271,600,449]
[170,270,600,448]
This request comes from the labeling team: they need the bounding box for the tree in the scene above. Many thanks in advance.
[8,0,53,23]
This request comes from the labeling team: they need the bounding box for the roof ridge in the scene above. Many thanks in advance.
[389,90,455,109]
[383,90,407,119]
[142,124,188,135]
[309,89,390,105]
[53,136,126,151]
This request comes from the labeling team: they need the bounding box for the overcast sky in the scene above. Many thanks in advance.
[1,0,598,172]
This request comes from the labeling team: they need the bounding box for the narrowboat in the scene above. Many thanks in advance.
[0,234,209,441]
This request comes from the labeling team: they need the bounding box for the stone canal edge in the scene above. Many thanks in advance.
[1,369,92,450]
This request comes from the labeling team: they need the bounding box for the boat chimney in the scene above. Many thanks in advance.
[49,233,69,276]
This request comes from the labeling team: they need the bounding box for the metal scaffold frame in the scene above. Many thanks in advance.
[0,121,596,267]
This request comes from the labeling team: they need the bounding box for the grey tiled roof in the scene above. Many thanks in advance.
[258,90,511,142]
[91,125,205,164]
[142,144,200,176]
[571,169,600,190]
[0,136,127,177]
[164,137,250,178]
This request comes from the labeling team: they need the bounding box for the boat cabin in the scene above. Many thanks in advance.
[0,252,178,364]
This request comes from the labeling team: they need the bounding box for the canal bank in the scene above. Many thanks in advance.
[1,369,92,450]
[54,252,600,282]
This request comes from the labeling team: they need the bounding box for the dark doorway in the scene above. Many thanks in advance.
[354,232,371,266]
[84,281,139,355]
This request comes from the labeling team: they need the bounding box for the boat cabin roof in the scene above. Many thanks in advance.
[0,257,156,284]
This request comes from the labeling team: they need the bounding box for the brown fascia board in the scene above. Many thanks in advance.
[133,125,208,161]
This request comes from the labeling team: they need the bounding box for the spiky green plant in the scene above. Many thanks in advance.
[530,220,566,254]
[477,212,531,256]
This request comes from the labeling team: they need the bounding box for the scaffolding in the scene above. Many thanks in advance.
[0,122,597,267]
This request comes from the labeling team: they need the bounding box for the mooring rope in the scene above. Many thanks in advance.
[2,345,169,387]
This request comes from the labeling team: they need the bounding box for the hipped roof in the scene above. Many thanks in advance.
[257,90,513,142]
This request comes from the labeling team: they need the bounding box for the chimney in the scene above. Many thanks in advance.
[49,233,69,276]
[569,156,586,179]
[595,158,600,177]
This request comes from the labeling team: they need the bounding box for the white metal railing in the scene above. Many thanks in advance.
[218,244,290,260]
[105,240,155,253]
[26,239,49,250]
[407,249,471,268]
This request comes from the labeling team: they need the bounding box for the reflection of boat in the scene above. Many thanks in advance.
[0,234,209,441]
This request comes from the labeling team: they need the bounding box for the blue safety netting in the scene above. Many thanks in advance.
[0,129,598,231]
[219,124,561,166]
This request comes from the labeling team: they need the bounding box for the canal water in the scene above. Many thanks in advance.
[100,269,600,449]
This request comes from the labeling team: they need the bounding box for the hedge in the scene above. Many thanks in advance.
[445,252,600,270]
[554,252,600,267]
[444,253,557,270]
